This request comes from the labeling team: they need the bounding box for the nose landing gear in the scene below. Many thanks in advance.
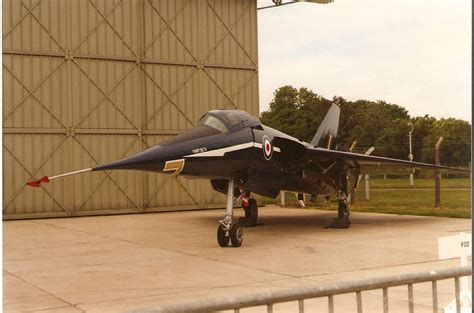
[217,179,244,247]
[217,221,243,247]
[217,224,230,247]
[230,223,243,247]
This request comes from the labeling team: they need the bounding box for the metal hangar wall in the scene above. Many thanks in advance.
[3,0,259,219]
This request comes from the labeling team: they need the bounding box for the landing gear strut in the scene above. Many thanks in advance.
[217,179,243,247]
[329,174,351,228]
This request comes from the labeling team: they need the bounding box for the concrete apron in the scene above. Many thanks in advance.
[3,206,471,313]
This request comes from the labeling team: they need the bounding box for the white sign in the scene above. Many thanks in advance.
[438,232,471,260]
[438,232,472,313]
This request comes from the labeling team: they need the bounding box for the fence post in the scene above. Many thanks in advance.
[435,137,443,208]
[363,147,374,201]
[408,122,414,186]
[349,141,357,152]
[349,141,357,205]
[365,174,370,200]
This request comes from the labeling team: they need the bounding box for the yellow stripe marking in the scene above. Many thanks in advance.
[163,159,185,176]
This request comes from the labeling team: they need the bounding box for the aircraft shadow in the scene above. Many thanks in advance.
[194,208,432,230]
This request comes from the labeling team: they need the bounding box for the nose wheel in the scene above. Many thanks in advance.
[217,179,244,247]
[217,224,230,247]
[230,223,243,247]
[217,222,243,247]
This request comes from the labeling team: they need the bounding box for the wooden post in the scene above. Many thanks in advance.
[349,141,357,205]
[280,191,286,208]
[363,147,374,201]
[408,122,414,186]
[350,185,355,205]
[435,137,443,208]
[365,174,370,200]
[349,141,357,152]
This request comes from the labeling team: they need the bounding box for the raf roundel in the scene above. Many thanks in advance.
[262,135,273,160]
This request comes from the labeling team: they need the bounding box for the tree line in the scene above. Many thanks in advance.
[260,86,471,167]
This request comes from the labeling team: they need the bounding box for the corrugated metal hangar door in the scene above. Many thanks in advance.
[3,0,259,219]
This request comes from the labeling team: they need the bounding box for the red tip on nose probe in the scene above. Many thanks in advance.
[26,168,92,187]
[26,176,49,187]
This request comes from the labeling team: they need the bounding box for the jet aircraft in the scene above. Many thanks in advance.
[27,104,468,247]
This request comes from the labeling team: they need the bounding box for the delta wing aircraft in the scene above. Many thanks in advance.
[27,104,468,247]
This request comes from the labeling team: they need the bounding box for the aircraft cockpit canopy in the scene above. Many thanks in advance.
[198,114,228,133]
[198,110,261,133]
[158,110,261,147]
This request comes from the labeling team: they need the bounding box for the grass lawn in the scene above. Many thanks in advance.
[367,177,471,189]
[257,178,471,219]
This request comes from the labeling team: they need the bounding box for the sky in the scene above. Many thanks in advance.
[257,0,471,122]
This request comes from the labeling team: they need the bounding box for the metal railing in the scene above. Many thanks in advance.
[132,266,471,313]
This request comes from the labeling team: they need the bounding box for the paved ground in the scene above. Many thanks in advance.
[3,206,471,313]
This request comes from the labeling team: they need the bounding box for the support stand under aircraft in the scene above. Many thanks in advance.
[27,104,469,247]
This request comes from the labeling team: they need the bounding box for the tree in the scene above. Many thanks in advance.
[260,86,471,167]
[431,118,471,166]
[261,86,331,142]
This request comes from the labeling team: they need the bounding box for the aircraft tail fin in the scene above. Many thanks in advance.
[310,103,340,148]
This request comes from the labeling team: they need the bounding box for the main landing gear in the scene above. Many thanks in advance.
[329,174,351,229]
[217,179,244,247]
[329,191,351,228]
[239,192,258,227]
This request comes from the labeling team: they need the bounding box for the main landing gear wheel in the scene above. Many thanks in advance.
[230,223,243,247]
[242,198,258,227]
[217,224,230,247]
[328,173,351,229]
[329,194,351,228]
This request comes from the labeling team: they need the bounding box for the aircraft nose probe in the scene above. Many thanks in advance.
[26,168,93,187]
[26,166,246,249]
[26,144,171,187]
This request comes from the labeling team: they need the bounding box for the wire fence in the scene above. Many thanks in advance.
[351,175,470,206]
[268,176,471,219]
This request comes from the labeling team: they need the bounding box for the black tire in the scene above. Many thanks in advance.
[217,224,229,247]
[244,206,250,218]
[248,199,258,226]
[230,223,243,247]
[337,200,348,219]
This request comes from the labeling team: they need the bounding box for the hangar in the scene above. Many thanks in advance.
[3,0,259,219]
